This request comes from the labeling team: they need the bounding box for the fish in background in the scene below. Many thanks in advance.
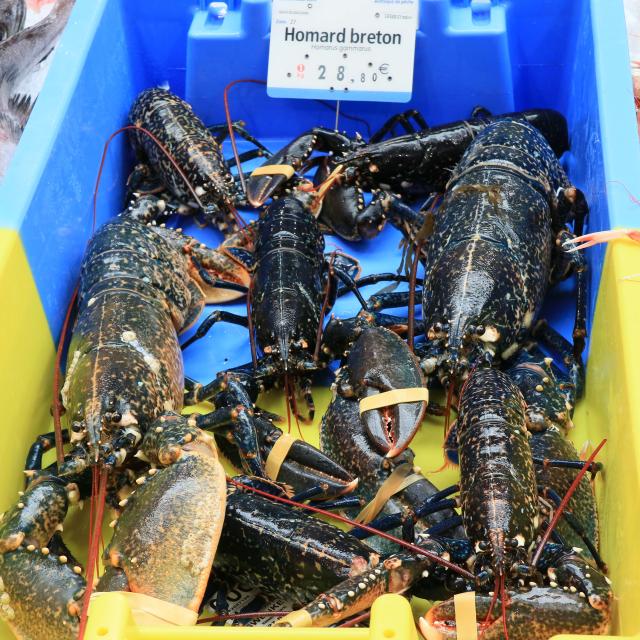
[27,0,56,12]
[0,0,74,179]
[624,0,640,135]
[0,0,26,41]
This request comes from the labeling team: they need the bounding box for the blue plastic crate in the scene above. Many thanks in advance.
[0,1,639,638]
[0,0,637,345]
[0,1,635,339]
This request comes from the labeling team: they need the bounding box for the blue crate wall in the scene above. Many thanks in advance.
[0,0,638,343]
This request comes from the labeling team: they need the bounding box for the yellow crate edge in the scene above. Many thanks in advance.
[85,593,415,640]
[0,230,57,640]
[1,237,638,639]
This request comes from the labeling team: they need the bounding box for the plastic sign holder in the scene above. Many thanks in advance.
[267,0,419,102]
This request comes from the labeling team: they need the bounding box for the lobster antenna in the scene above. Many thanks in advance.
[531,438,606,567]
[197,611,291,624]
[223,78,267,199]
[340,611,372,627]
[313,254,336,363]
[481,575,500,634]
[283,373,292,435]
[94,125,206,224]
[226,476,475,579]
[78,467,108,639]
[287,378,306,437]
[407,240,421,354]
[407,195,439,353]
[500,573,509,640]
[246,285,258,369]
[444,380,455,439]
[52,285,79,465]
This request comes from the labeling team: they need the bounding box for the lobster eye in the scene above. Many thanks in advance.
[475,325,485,336]
[434,322,443,333]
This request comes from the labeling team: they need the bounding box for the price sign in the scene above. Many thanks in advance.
[267,0,419,102]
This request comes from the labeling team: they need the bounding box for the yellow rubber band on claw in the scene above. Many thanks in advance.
[265,433,297,481]
[275,608,314,627]
[359,387,429,414]
[354,463,423,524]
[454,591,478,640]
[90,591,198,627]
[250,164,296,179]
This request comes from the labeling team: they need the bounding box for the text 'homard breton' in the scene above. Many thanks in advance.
[284,27,402,45]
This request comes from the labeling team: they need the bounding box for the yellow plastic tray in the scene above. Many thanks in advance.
[2,236,640,639]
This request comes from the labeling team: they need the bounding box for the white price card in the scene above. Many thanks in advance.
[267,0,419,102]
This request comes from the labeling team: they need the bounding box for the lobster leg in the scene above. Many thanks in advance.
[193,264,249,295]
[470,105,493,119]
[275,547,444,628]
[350,500,461,542]
[207,121,272,157]
[24,430,70,476]
[181,310,249,351]
[533,458,602,476]
[551,228,589,359]
[532,320,584,399]
[557,186,589,237]
[421,585,611,640]
[539,488,605,571]
[367,289,423,311]
[225,148,269,166]
[193,407,264,476]
[299,377,315,421]
[329,264,369,311]
[368,109,429,143]
[336,272,423,297]
[102,413,226,611]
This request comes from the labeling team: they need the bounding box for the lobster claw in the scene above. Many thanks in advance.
[360,388,426,458]
[102,414,226,612]
[276,553,430,628]
[344,326,427,457]
[216,416,358,499]
[419,587,611,640]
[246,129,355,206]
[264,422,358,499]
[184,225,255,304]
[313,158,386,241]
[0,549,85,640]
[0,479,85,640]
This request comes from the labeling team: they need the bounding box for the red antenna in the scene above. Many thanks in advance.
[197,611,291,624]
[226,476,474,579]
[531,438,606,567]
[223,79,267,197]
[52,286,78,465]
[77,468,108,639]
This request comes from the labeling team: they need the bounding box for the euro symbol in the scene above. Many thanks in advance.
[379,64,389,75]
